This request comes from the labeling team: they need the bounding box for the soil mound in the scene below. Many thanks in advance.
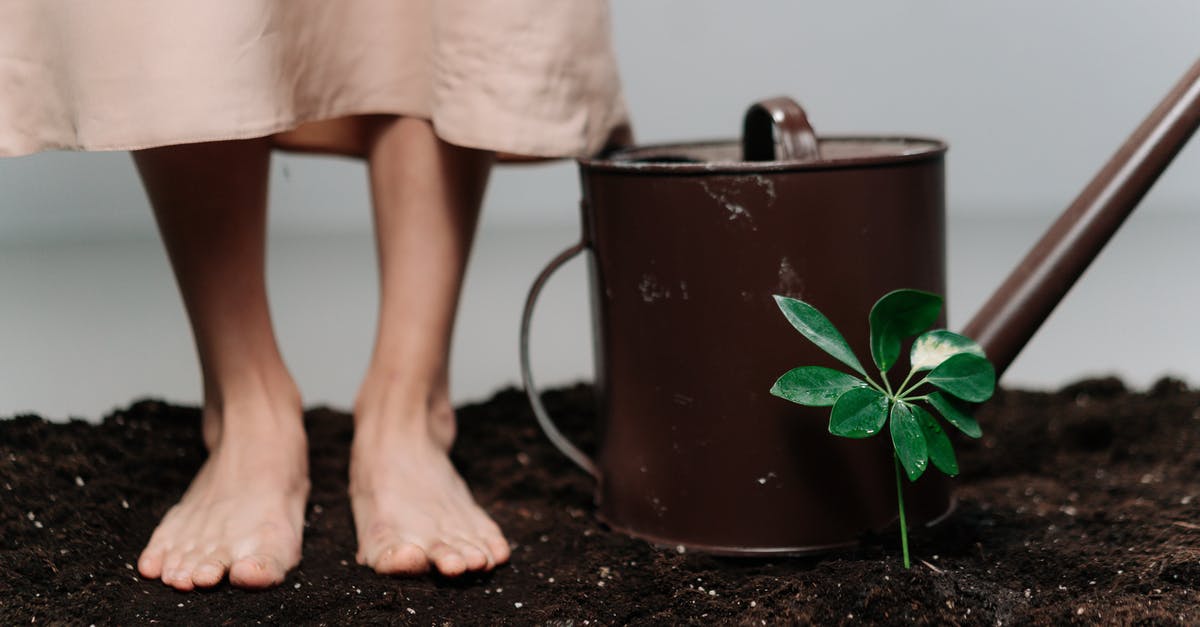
[2,380,1198,624]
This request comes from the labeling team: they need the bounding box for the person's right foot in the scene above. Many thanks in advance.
[137,393,309,591]
[349,378,510,577]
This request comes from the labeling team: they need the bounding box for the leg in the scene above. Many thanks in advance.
[350,117,510,576]
[132,138,308,591]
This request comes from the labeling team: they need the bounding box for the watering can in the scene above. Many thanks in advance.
[520,58,1200,554]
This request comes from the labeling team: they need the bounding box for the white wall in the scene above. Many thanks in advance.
[1,1,1198,419]
[2,0,1197,242]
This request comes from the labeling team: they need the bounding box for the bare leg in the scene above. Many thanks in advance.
[351,117,510,576]
[132,138,308,591]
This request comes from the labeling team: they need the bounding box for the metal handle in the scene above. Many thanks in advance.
[743,96,821,161]
[519,241,599,478]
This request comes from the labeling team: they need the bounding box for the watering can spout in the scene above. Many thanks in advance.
[963,57,1200,379]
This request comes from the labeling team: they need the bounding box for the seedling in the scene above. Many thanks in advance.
[770,289,996,569]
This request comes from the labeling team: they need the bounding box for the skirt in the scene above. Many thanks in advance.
[0,0,630,159]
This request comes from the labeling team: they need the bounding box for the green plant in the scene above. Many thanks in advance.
[770,289,996,569]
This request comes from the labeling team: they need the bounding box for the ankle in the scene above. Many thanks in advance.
[202,370,304,446]
[353,383,456,451]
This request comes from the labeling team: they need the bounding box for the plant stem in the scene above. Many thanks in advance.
[894,452,911,570]
[895,367,918,398]
[880,370,894,397]
[864,376,888,395]
[897,375,930,400]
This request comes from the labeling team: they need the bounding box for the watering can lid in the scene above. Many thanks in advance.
[580,96,946,174]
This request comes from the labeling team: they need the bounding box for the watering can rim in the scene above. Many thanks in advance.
[578,135,946,175]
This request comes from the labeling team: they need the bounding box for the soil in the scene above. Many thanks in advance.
[2,378,1199,625]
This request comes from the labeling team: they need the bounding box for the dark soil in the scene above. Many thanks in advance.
[2,378,1199,625]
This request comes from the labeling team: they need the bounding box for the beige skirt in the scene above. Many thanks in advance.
[0,0,629,159]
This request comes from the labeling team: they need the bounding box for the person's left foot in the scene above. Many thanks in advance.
[349,394,509,577]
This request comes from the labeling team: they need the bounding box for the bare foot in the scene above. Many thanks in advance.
[350,393,510,577]
[137,394,309,591]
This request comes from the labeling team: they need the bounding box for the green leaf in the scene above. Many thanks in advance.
[910,329,985,372]
[890,401,928,481]
[868,290,943,373]
[926,391,983,438]
[770,367,869,407]
[915,404,958,476]
[773,295,867,376]
[828,387,890,438]
[927,353,996,403]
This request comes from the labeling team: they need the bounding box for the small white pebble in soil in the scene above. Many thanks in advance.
[406,608,416,615]
[75,476,85,487]
[709,590,717,597]
[750,601,756,607]
[340,560,348,566]
[676,545,686,554]
[125,563,133,570]
[294,583,301,589]
[757,477,767,485]
[34,521,43,529]
[121,499,129,509]
[539,535,549,543]
[26,512,34,521]
[548,577,555,583]
[597,581,605,588]
[514,602,523,609]
[1077,608,1085,615]
[1024,589,1031,599]
[355,588,362,594]
[312,505,323,514]
[516,452,531,466]
[1182,496,1194,505]
[177,603,184,608]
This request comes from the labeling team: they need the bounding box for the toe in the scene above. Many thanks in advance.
[191,552,232,588]
[453,540,490,572]
[427,542,467,577]
[163,563,196,592]
[137,547,166,579]
[173,551,205,589]
[488,538,511,566]
[229,554,286,589]
[476,521,511,566]
[373,542,430,576]
[159,551,186,587]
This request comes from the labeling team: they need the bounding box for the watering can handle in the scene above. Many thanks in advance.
[519,240,600,478]
[743,96,821,161]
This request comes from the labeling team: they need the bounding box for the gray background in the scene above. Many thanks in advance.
[2,1,1198,420]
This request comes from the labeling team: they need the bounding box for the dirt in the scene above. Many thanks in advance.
[2,378,1199,625]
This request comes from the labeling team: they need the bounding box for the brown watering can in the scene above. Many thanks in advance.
[520,59,1200,554]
